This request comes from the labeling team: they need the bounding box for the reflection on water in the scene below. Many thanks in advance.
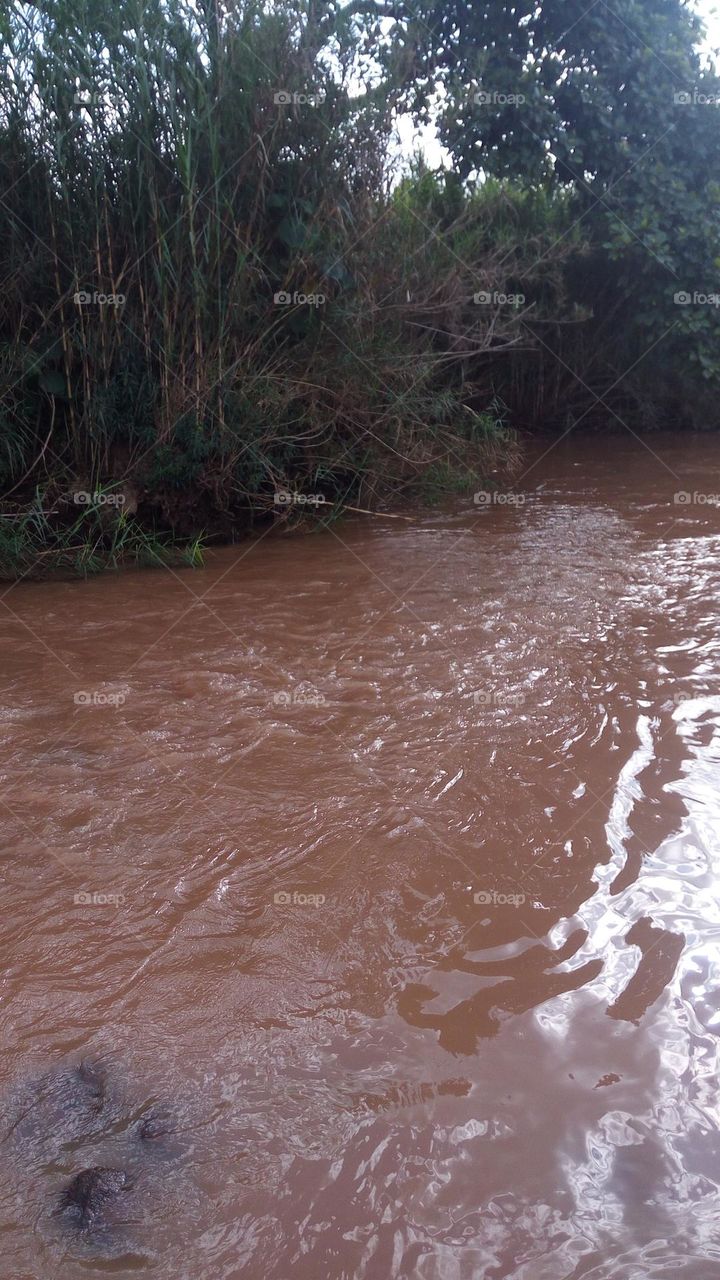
[1,436,720,1277]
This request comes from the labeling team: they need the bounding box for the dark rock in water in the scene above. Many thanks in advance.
[137,1106,173,1142]
[8,1059,112,1159]
[66,1060,107,1117]
[38,1059,107,1118]
[61,1167,129,1230]
[2,1059,189,1253]
[136,1105,184,1159]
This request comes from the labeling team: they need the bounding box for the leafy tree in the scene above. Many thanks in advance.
[349,0,720,424]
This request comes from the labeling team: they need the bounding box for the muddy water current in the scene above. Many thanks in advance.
[1,435,720,1279]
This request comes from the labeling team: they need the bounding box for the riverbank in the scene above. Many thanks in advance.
[0,420,522,581]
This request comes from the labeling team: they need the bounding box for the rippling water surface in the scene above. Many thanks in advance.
[2,436,720,1278]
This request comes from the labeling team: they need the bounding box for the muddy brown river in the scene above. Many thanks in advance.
[1,435,720,1278]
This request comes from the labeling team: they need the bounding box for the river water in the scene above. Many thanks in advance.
[1,435,720,1279]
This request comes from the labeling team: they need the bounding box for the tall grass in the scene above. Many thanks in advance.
[0,0,576,578]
